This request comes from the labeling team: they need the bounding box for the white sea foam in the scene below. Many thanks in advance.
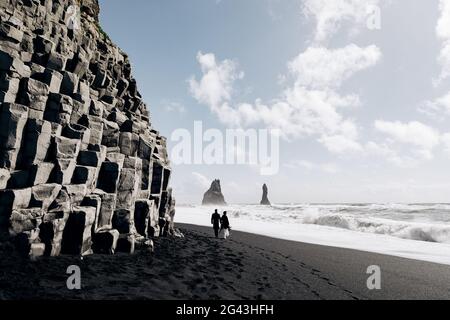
[175,204,450,265]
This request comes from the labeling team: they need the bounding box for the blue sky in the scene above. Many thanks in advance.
[99,0,450,204]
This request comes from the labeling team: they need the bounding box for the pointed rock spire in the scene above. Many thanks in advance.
[202,179,227,205]
[260,183,271,205]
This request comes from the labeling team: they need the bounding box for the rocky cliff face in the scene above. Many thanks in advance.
[202,179,226,206]
[0,0,176,257]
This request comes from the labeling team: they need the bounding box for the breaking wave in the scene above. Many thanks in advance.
[179,203,450,244]
[300,209,450,243]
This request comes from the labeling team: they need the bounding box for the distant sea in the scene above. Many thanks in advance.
[176,203,450,265]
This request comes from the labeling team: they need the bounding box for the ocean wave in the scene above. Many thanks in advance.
[179,203,450,244]
[175,204,450,265]
[300,209,450,243]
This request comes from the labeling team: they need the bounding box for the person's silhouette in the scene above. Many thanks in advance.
[220,211,230,239]
[211,209,221,238]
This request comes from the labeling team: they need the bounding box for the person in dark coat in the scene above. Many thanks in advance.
[220,211,231,239]
[211,209,221,238]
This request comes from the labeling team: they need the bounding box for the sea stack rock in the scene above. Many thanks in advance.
[0,0,175,257]
[202,179,226,206]
[260,184,271,205]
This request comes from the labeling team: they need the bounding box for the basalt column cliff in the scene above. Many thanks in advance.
[0,0,176,257]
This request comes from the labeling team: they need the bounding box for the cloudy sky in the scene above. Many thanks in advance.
[99,0,450,204]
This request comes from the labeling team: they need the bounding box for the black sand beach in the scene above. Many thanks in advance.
[1,223,450,300]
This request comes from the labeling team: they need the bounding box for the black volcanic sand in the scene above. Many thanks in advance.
[1,224,450,300]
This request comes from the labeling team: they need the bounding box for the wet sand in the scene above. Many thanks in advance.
[1,223,450,300]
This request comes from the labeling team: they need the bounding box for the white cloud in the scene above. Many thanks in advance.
[374,121,440,152]
[435,0,450,84]
[288,44,381,89]
[419,92,450,120]
[302,0,380,43]
[189,45,380,154]
[189,52,244,125]
[372,121,441,164]
[437,0,450,41]
[368,118,450,167]
[189,52,243,111]
[189,0,390,160]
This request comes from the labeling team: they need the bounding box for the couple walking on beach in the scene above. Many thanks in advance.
[211,209,231,239]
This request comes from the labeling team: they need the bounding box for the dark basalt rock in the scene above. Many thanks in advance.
[260,183,271,206]
[202,179,227,206]
[78,0,100,20]
[0,0,177,258]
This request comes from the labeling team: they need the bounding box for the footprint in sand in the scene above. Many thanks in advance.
[225,253,236,257]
